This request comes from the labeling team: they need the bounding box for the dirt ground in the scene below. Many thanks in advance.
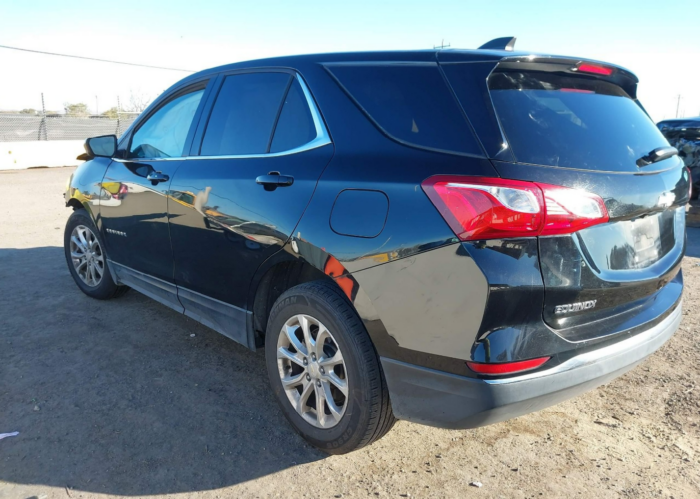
[1,166,699,499]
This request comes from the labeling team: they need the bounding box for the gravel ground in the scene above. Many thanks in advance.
[1,166,699,499]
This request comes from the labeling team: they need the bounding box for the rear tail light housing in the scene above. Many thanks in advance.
[538,182,609,235]
[422,176,609,241]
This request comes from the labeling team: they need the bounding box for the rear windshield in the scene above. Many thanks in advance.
[488,70,670,171]
[326,64,483,156]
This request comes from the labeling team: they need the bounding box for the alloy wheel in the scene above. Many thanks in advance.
[70,225,105,287]
[277,314,349,429]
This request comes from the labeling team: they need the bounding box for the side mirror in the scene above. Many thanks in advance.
[78,135,117,160]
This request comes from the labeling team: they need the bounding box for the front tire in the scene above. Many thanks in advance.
[64,209,128,300]
[265,281,396,454]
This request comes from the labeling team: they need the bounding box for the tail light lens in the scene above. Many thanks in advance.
[538,182,609,235]
[422,176,609,241]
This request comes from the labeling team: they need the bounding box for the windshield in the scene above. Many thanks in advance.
[488,70,670,172]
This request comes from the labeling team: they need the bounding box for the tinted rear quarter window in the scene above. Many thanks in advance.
[201,72,291,156]
[270,79,316,153]
[326,64,482,156]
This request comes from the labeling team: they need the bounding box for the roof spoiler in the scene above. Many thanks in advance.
[478,37,516,51]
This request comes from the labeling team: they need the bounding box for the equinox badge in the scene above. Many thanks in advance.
[555,300,597,314]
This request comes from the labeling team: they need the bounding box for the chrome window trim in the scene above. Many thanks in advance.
[116,73,331,163]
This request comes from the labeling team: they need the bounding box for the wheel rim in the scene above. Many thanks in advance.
[277,314,349,429]
[70,225,105,287]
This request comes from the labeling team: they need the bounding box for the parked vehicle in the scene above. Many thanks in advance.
[657,116,700,199]
[64,37,688,454]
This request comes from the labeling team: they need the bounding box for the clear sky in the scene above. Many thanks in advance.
[1,0,699,122]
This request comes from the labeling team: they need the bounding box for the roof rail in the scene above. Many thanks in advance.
[478,37,516,51]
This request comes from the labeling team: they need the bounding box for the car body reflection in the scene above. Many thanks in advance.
[167,188,286,248]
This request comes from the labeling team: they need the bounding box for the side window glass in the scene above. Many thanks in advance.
[270,79,317,153]
[129,89,204,159]
[201,72,291,156]
[327,64,483,156]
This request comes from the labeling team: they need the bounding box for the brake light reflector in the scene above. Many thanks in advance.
[467,356,550,375]
[575,63,614,76]
[422,176,609,241]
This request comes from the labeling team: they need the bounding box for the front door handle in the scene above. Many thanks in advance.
[256,171,294,191]
[146,171,169,185]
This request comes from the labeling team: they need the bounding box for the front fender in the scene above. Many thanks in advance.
[64,157,112,224]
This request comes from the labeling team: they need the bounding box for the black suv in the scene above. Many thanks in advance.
[64,38,688,454]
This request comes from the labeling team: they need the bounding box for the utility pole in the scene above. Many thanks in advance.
[675,94,681,118]
[434,39,451,49]
[38,92,47,141]
[95,95,99,115]
[116,95,122,136]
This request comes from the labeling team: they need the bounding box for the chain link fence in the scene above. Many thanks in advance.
[0,113,139,142]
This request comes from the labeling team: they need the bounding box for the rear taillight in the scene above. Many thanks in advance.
[422,177,544,240]
[467,356,550,375]
[538,182,609,235]
[422,176,609,241]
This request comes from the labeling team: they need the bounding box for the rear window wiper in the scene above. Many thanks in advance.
[636,146,678,167]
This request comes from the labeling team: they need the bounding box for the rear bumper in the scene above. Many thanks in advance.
[382,300,682,429]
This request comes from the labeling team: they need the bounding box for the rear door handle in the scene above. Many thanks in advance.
[256,172,294,190]
[146,171,169,185]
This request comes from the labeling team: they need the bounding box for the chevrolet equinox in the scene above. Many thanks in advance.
[64,37,689,454]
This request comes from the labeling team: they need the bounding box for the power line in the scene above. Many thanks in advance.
[0,43,196,73]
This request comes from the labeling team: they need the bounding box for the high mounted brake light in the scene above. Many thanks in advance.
[559,88,594,93]
[422,176,609,241]
[575,63,614,76]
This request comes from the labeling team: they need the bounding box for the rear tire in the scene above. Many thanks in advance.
[265,281,396,454]
[64,209,129,300]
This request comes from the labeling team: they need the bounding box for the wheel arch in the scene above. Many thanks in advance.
[247,242,379,349]
[66,198,84,211]
[65,197,98,227]
[64,156,113,225]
